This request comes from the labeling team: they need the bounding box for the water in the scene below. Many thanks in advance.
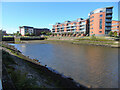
[10,42,118,88]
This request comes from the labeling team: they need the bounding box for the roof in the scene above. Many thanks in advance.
[19,26,33,28]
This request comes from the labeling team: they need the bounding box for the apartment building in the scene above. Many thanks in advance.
[111,20,120,36]
[89,6,113,36]
[2,30,7,35]
[19,26,50,36]
[52,18,89,36]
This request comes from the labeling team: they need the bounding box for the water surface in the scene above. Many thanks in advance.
[11,42,118,88]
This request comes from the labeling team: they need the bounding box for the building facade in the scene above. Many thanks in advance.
[52,18,89,36]
[19,26,50,36]
[2,30,7,35]
[52,6,115,36]
[89,6,113,36]
[111,20,120,36]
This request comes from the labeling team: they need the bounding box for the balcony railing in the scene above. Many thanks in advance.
[105,23,111,26]
[105,27,111,30]
[106,19,112,22]
[106,11,112,13]
[80,23,86,25]
[106,15,112,17]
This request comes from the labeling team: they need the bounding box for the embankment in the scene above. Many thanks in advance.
[2,42,89,89]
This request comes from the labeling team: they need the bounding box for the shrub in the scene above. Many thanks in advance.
[90,34,97,41]
[114,31,117,37]
[54,33,57,36]
[108,31,113,37]
[25,33,30,36]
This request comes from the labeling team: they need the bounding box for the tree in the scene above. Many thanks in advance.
[108,31,113,37]
[46,32,52,36]
[54,33,57,36]
[18,33,21,36]
[41,31,45,35]
[25,33,30,36]
[114,31,117,37]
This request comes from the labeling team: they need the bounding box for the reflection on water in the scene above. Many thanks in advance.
[11,42,118,88]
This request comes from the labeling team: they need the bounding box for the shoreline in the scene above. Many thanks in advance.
[11,39,120,48]
[1,42,89,89]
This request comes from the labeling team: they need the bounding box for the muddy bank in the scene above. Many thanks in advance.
[10,38,120,48]
[46,40,120,48]
[2,42,89,89]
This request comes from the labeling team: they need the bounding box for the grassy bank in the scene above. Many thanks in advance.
[2,42,88,89]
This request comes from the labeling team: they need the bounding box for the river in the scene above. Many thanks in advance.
[10,41,118,88]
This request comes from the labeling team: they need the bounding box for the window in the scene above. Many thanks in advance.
[100,14,103,17]
[91,27,93,29]
[99,19,102,29]
[100,10,103,12]
[91,31,93,33]
[99,31,102,33]
[91,20,94,22]
[91,16,94,19]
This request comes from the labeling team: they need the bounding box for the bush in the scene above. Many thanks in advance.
[114,31,117,37]
[25,33,30,36]
[108,31,113,37]
[90,34,97,41]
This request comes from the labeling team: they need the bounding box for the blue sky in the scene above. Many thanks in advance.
[2,2,118,33]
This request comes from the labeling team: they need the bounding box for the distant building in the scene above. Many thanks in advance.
[111,20,120,36]
[52,18,89,36]
[19,26,50,36]
[2,30,7,35]
[89,6,113,36]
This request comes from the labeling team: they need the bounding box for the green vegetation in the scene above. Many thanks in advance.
[46,32,52,36]
[114,31,117,37]
[108,31,113,37]
[25,33,30,36]
[108,31,119,37]
[41,31,46,35]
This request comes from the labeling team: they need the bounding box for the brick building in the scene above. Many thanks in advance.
[89,6,113,36]
[52,6,119,37]
[111,20,120,36]
[52,18,89,36]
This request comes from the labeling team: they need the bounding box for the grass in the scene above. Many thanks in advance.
[3,36,14,38]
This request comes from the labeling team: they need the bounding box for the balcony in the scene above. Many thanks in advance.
[79,26,85,29]
[106,10,112,13]
[105,27,111,30]
[80,23,86,25]
[106,19,112,22]
[56,27,61,28]
[80,29,85,31]
[105,23,111,26]
[106,15,112,18]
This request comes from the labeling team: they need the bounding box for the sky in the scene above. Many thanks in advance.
[1,2,119,33]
